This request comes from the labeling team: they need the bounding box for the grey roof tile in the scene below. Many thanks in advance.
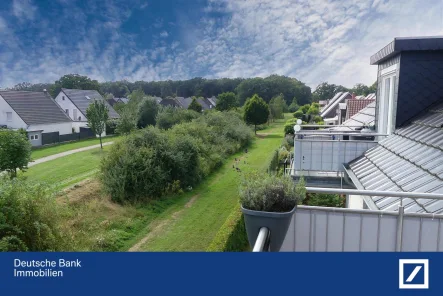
[62,88,119,119]
[0,90,71,125]
[348,102,443,214]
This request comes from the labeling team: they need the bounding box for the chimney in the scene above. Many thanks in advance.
[351,93,356,99]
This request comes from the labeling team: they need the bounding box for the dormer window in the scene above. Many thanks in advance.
[378,64,397,135]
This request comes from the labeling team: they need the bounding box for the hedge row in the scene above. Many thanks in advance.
[101,111,254,203]
[206,206,249,252]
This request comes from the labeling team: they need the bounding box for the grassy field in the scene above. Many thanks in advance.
[31,136,119,160]
[48,115,289,251]
[132,115,289,251]
[26,146,110,189]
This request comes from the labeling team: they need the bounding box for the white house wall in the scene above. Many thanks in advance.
[28,122,73,135]
[0,95,28,129]
[54,91,86,121]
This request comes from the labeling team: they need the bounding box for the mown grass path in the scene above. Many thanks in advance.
[131,115,289,251]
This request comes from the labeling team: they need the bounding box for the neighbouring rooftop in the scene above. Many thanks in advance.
[347,102,443,214]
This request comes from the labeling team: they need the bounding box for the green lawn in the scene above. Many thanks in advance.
[31,136,119,160]
[26,147,110,188]
[133,115,288,251]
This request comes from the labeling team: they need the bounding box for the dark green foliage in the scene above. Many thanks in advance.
[86,99,109,149]
[288,98,299,112]
[106,120,118,135]
[236,75,311,106]
[243,94,269,134]
[312,82,348,102]
[156,107,200,130]
[299,104,311,113]
[0,178,65,251]
[137,98,159,128]
[188,97,203,113]
[293,110,304,118]
[101,111,253,203]
[268,95,286,121]
[207,207,248,252]
[0,129,31,178]
[216,92,238,111]
[313,115,323,123]
[50,74,100,97]
[303,193,345,208]
[267,149,279,174]
[239,171,306,212]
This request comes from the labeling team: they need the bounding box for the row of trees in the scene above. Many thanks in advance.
[312,82,377,102]
[8,74,312,107]
[8,74,377,110]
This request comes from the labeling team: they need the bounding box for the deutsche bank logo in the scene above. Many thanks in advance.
[399,259,429,289]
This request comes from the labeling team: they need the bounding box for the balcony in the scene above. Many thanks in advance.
[253,188,443,252]
[290,125,387,188]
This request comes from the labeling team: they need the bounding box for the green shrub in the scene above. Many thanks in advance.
[239,171,305,212]
[207,207,248,252]
[266,150,279,174]
[101,111,254,203]
[0,178,66,251]
[156,106,200,130]
[303,193,345,208]
[293,110,304,119]
[313,115,323,123]
[299,104,311,114]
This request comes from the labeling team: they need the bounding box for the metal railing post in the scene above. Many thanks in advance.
[253,227,270,252]
[396,206,405,252]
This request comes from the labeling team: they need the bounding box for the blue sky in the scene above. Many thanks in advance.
[1,0,443,89]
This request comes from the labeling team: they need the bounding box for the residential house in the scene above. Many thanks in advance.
[0,90,72,146]
[159,97,180,108]
[277,37,443,252]
[55,88,119,134]
[320,92,352,125]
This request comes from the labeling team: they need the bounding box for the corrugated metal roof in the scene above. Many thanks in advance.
[321,92,351,118]
[0,91,71,125]
[62,89,120,119]
[348,102,443,214]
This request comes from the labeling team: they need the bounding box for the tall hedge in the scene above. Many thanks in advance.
[207,207,249,252]
[101,111,254,203]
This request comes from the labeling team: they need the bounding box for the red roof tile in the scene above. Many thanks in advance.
[346,99,375,120]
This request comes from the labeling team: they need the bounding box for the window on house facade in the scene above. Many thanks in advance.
[30,134,39,140]
[65,109,69,115]
[73,109,77,120]
[378,64,397,135]
[6,112,12,121]
[62,96,65,100]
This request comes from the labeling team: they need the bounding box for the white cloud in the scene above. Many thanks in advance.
[1,0,443,90]
[12,0,37,21]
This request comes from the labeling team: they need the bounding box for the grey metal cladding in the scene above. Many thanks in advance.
[0,90,71,125]
[62,88,120,119]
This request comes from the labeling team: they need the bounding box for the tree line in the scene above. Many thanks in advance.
[7,74,376,108]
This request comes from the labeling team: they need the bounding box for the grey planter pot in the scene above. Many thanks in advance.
[241,205,296,252]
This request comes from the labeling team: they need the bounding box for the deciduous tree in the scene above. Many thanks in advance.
[243,94,269,134]
[86,100,109,149]
[0,129,31,178]
[216,92,238,111]
[188,97,202,113]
